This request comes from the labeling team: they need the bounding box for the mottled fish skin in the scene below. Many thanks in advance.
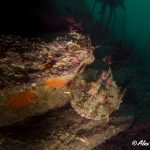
[70,69,124,121]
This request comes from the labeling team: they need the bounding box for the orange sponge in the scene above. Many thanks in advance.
[6,90,37,108]
[45,78,67,88]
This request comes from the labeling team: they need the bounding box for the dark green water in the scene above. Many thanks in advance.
[85,0,150,58]
[55,0,150,124]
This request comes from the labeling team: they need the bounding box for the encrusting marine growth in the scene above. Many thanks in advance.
[5,77,68,109]
[45,78,68,88]
[6,90,37,108]
[0,33,94,126]
[0,33,125,127]
[0,32,134,150]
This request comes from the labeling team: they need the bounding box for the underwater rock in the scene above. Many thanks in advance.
[0,33,94,127]
[0,106,134,150]
[0,33,134,149]
[0,75,74,126]
[0,33,94,90]
[0,32,128,132]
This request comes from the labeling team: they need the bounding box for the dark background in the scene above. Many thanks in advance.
[0,0,58,34]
